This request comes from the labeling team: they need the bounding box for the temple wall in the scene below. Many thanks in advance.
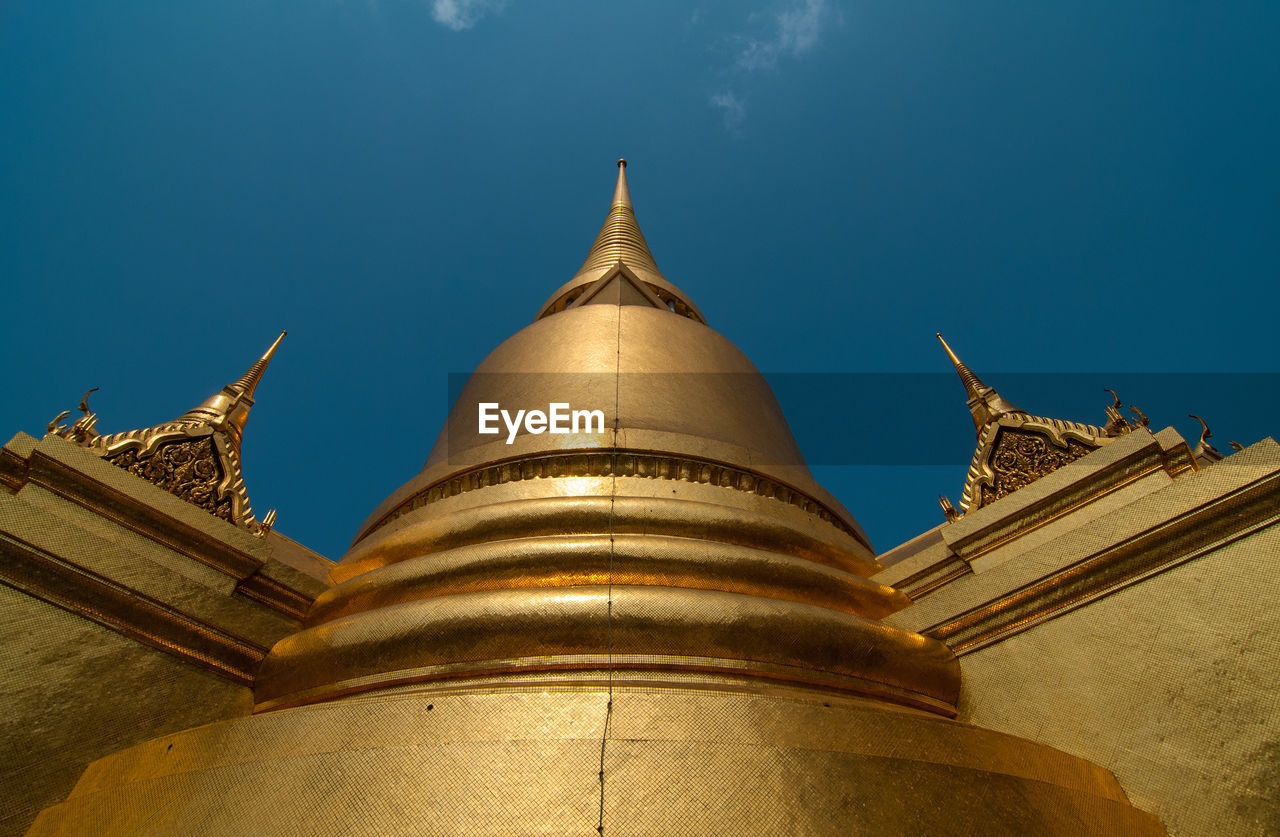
[0,433,327,836]
[0,585,252,836]
[955,523,1280,837]
[882,435,1280,837]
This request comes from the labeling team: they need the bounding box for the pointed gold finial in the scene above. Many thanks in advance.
[229,330,286,399]
[576,160,662,279]
[613,159,631,206]
[179,331,287,448]
[936,333,988,402]
[936,333,1023,435]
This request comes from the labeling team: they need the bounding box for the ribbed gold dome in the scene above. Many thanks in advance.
[254,163,957,716]
[349,303,871,555]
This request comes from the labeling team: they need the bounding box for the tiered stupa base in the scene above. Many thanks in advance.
[29,682,1165,836]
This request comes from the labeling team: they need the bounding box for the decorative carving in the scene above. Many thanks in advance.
[1189,414,1222,463]
[1102,389,1133,436]
[106,437,233,522]
[957,414,1111,513]
[45,333,283,534]
[978,428,1096,508]
[938,337,1140,516]
[939,495,960,522]
[48,388,102,444]
[362,450,861,545]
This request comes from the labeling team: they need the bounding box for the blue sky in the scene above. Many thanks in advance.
[3,1,1277,559]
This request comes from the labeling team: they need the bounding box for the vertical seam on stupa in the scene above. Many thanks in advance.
[598,307,622,835]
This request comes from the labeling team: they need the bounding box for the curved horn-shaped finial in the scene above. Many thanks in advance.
[1189,414,1222,462]
[1103,388,1132,436]
[78,387,99,414]
[1189,414,1212,442]
[47,410,71,435]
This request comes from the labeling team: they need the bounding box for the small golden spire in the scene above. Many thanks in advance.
[936,333,1023,435]
[229,330,286,399]
[937,333,988,402]
[576,159,663,279]
[613,159,631,206]
[180,331,287,448]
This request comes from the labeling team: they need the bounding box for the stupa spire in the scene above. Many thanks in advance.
[576,159,663,279]
[936,333,1023,434]
[611,157,632,207]
[179,331,286,447]
[229,330,286,399]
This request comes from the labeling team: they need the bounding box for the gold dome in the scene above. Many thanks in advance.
[254,163,954,715]
[351,303,871,554]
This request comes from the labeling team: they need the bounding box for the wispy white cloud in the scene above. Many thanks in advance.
[430,0,508,31]
[777,0,825,53]
[713,0,832,129]
[735,0,828,71]
[710,91,747,131]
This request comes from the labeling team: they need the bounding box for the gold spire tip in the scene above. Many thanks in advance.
[231,330,287,397]
[936,332,1023,433]
[935,333,957,361]
[935,333,986,398]
[617,158,627,168]
[612,159,632,207]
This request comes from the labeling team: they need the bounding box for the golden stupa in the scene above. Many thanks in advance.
[6,162,1279,836]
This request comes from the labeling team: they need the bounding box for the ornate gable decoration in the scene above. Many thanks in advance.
[936,335,1140,516]
[46,332,285,536]
[959,415,1108,512]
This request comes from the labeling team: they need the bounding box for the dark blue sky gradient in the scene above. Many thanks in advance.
[3,1,1277,558]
